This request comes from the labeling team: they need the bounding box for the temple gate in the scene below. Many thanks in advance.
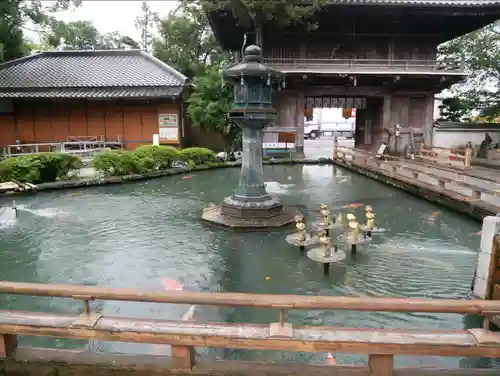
[208,0,500,155]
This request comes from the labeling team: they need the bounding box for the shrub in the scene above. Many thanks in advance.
[133,145,179,170]
[179,147,216,166]
[0,153,82,184]
[93,151,143,176]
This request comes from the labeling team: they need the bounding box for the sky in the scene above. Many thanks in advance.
[27,1,180,42]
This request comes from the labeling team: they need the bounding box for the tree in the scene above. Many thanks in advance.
[201,0,328,45]
[0,0,81,61]
[187,63,239,150]
[43,20,99,49]
[154,1,220,77]
[42,20,139,51]
[437,98,474,123]
[134,1,157,52]
[439,20,500,121]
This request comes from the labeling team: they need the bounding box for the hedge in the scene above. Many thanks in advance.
[0,147,219,183]
[0,153,83,184]
[93,146,217,177]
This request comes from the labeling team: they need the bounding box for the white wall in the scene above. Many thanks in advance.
[432,128,500,149]
[473,216,500,300]
[434,98,443,121]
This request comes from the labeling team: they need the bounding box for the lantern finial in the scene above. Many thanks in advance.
[243,45,262,62]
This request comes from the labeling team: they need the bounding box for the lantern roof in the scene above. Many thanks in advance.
[222,45,283,82]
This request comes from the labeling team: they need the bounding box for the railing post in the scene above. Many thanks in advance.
[465,147,472,168]
[0,334,17,358]
[368,354,393,376]
[333,137,338,159]
[171,345,195,370]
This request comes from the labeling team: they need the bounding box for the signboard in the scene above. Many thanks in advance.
[305,97,367,109]
[158,113,179,142]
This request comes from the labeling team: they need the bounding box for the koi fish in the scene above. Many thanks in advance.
[342,203,362,209]
[431,211,441,217]
[470,231,481,236]
[327,353,336,365]
[160,278,183,291]
[182,175,193,180]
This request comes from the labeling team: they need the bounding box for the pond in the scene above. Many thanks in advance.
[0,164,493,368]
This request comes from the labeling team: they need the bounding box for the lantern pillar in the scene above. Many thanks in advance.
[201,45,301,229]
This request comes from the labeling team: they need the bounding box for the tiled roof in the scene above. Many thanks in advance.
[0,50,187,99]
[326,0,500,5]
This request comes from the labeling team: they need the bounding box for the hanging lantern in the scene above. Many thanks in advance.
[304,108,313,120]
[342,108,352,119]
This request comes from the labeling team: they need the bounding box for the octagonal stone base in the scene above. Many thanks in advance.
[201,203,301,229]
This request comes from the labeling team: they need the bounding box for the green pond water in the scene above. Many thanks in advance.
[0,165,495,369]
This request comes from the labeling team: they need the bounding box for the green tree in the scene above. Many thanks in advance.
[42,20,138,50]
[439,20,500,121]
[187,63,239,150]
[154,1,220,77]
[437,98,474,123]
[202,0,327,45]
[44,20,99,49]
[0,0,81,61]
[135,1,158,52]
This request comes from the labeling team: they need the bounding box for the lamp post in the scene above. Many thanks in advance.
[201,45,300,228]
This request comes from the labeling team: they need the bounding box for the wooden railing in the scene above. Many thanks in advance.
[1,281,500,375]
[332,146,500,212]
[419,144,472,167]
[263,58,465,74]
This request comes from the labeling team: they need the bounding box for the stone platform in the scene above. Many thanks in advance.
[201,205,301,228]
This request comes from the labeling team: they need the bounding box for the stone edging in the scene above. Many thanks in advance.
[333,158,493,222]
[4,158,334,196]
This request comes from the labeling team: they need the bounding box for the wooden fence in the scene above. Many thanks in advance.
[332,146,500,211]
[1,281,500,376]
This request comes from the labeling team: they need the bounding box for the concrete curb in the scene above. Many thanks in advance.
[2,158,335,196]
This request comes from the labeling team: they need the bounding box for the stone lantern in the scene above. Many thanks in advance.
[201,45,300,228]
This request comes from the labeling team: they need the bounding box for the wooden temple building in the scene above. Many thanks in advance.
[208,0,500,155]
[0,50,189,151]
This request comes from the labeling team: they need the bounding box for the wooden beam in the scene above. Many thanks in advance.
[0,311,499,358]
[5,348,500,376]
[1,282,500,314]
[369,354,393,376]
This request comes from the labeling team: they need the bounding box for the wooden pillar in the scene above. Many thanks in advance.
[0,334,17,358]
[295,92,305,158]
[171,345,195,370]
[299,38,306,59]
[369,354,393,376]
[424,94,434,148]
[382,94,392,150]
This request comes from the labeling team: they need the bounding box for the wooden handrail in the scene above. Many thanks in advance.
[335,146,477,180]
[1,281,500,314]
[263,58,465,73]
[333,146,500,208]
[1,281,500,374]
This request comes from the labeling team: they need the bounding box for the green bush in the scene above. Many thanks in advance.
[179,147,216,166]
[93,151,144,176]
[133,145,179,170]
[0,153,82,184]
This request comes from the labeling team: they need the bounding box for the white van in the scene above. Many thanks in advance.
[304,119,355,140]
